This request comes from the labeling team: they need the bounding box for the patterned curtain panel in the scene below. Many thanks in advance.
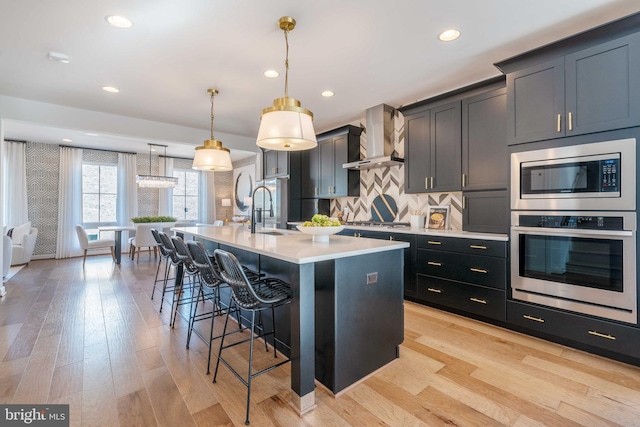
[117,153,138,249]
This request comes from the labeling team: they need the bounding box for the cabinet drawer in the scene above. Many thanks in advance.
[416,249,506,289]
[417,275,506,321]
[507,301,640,358]
[417,235,507,257]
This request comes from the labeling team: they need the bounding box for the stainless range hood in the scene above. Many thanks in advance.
[342,103,403,170]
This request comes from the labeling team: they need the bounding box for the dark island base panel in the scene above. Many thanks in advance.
[407,295,640,368]
[202,241,405,395]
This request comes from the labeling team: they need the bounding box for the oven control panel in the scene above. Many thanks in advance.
[518,215,624,230]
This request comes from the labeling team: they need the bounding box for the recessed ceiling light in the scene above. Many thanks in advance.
[105,15,133,28]
[438,29,461,42]
[321,90,335,97]
[47,52,70,63]
[62,138,72,142]
[264,70,279,78]
[85,133,99,137]
[102,86,119,93]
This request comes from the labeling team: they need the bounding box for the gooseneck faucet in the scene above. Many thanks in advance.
[250,185,274,234]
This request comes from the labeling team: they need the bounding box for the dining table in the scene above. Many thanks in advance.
[97,225,136,264]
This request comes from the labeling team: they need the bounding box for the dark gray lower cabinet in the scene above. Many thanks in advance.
[415,235,507,321]
[508,301,640,362]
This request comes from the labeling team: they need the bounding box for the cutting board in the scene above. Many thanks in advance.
[370,194,397,222]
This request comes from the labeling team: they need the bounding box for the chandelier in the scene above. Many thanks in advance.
[192,89,233,171]
[256,16,317,151]
[136,144,178,188]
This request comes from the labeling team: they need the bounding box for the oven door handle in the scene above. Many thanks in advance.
[511,226,634,238]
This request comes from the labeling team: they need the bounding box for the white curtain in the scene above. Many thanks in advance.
[158,157,174,216]
[117,153,138,249]
[199,170,216,224]
[2,141,29,227]
[56,146,83,258]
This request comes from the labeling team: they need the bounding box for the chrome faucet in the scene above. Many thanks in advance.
[250,185,274,234]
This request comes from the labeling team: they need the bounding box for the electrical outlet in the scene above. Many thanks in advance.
[366,272,378,285]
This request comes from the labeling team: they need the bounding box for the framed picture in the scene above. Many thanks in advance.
[233,163,255,215]
[427,206,450,230]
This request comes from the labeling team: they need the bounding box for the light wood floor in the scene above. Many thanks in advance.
[2,254,640,426]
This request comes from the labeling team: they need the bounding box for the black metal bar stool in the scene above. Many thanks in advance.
[212,248,291,425]
[186,240,245,375]
[150,228,175,311]
[157,231,192,327]
[170,235,205,328]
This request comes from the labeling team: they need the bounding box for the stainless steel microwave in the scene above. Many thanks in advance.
[511,138,636,211]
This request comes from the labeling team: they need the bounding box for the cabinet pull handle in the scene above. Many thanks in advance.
[314,187,318,196]
[427,241,442,245]
[469,245,487,250]
[425,177,429,189]
[470,268,488,274]
[557,114,561,132]
[470,297,487,304]
[568,112,573,131]
[523,315,545,323]
[430,177,434,189]
[427,288,442,293]
[427,261,442,267]
[462,196,466,210]
[588,330,616,340]
[462,173,466,187]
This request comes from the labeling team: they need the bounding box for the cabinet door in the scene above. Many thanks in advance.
[276,151,289,176]
[318,138,334,198]
[430,101,461,192]
[462,190,509,234]
[404,111,430,194]
[264,150,278,178]
[565,32,640,136]
[506,58,564,145]
[332,135,349,197]
[462,88,507,191]
[300,147,319,197]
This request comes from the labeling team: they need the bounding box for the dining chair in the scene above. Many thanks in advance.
[130,223,158,263]
[75,225,116,266]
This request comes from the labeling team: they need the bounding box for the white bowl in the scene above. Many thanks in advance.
[296,225,345,242]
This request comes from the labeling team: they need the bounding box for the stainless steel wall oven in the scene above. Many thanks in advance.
[510,138,637,324]
[511,211,636,324]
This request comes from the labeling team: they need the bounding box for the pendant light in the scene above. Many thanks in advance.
[256,16,317,151]
[192,89,233,171]
[136,144,178,188]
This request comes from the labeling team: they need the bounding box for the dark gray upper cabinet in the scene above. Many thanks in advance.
[300,146,319,198]
[263,149,289,178]
[506,32,640,145]
[462,87,507,191]
[317,125,362,198]
[404,100,461,193]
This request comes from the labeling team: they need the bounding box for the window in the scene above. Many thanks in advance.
[173,169,199,221]
[82,163,117,226]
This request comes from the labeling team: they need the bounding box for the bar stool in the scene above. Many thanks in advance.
[158,231,191,327]
[170,235,203,328]
[212,248,292,425]
[150,228,175,311]
[186,240,246,375]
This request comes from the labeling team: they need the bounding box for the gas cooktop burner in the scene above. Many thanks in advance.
[346,221,411,228]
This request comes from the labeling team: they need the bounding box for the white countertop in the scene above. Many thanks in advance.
[288,222,509,242]
[173,225,409,264]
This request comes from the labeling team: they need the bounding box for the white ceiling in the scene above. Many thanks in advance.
[1,0,639,159]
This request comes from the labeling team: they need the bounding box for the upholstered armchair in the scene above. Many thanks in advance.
[11,227,38,266]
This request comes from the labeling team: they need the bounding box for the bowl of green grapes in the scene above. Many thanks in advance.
[296,214,345,242]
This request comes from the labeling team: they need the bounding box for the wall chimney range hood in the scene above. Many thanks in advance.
[342,104,403,170]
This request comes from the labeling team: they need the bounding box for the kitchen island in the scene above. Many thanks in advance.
[173,225,409,416]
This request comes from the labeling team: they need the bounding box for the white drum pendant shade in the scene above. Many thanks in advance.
[257,108,316,151]
[192,140,232,171]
